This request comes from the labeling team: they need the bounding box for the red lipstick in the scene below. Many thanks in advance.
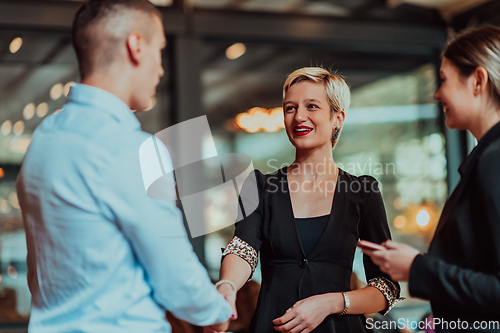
[294,125,313,136]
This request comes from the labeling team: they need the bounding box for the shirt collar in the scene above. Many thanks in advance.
[459,120,500,176]
[67,83,141,129]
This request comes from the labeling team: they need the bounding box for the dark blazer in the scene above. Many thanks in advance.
[234,167,401,333]
[409,121,500,332]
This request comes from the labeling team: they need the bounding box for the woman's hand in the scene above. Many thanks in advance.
[362,240,420,282]
[272,293,343,333]
[216,283,238,320]
[203,283,237,333]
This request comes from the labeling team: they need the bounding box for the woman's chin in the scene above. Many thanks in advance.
[292,142,326,151]
[445,117,466,131]
[445,115,456,129]
[291,140,311,149]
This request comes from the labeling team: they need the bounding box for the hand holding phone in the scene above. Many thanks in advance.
[357,240,386,251]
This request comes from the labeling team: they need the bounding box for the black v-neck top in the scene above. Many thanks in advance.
[233,167,400,333]
[295,215,329,255]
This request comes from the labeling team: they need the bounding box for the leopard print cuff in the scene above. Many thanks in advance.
[222,236,258,280]
[367,276,405,315]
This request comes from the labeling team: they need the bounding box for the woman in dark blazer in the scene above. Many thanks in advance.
[208,67,403,333]
[364,25,500,332]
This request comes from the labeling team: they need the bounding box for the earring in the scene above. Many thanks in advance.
[333,127,339,139]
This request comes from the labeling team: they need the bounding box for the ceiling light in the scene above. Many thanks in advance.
[36,103,48,118]
[23,103,36,120]
[13,121,24,136]
[50,83,63,100]
[1,120,12,136]
[226,43,246,60]
[64,82,76,97]
[9,37,23,54]
[148,0,173,5]
[234,107,285,133]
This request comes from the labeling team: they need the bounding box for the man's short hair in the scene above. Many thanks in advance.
[72,0,162,79]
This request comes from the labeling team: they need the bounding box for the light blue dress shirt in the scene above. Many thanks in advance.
[16,84,232,333]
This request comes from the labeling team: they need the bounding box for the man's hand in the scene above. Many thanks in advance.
[272,293,343,333]
[362,240,420,282]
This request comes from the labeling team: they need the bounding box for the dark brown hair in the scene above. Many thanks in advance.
[72,0,161,79]
[444,25,500,106]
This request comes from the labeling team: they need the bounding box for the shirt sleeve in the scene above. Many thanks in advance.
[222,170,266,280]
[98,137,232,326]
[408,149,500,314]
[358,176,404,315]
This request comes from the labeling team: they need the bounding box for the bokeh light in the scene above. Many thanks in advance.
[226,43,246,60]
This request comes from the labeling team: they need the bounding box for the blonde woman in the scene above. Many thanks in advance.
[212,67,403,333]
[364,25,500,331]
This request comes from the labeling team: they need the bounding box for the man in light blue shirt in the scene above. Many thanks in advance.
[16,1,232,332]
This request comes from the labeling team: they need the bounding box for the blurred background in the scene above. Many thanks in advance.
[0,0,499,332]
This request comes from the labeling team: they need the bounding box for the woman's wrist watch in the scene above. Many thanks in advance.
[337,292,350,315]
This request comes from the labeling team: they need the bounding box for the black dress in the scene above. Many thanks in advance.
[225,167,402,333]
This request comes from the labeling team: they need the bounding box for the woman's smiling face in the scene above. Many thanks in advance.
[434,57,478,130]
[283,81,338,150]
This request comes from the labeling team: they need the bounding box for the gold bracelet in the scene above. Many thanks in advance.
[215,280,237,296]
[337,292,350,315]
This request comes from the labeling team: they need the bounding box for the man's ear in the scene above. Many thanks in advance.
[126,32,142,65]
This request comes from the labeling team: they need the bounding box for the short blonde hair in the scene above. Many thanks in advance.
[283,67,350,148]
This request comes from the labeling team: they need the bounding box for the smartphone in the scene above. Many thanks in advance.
[357,240,386,251]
